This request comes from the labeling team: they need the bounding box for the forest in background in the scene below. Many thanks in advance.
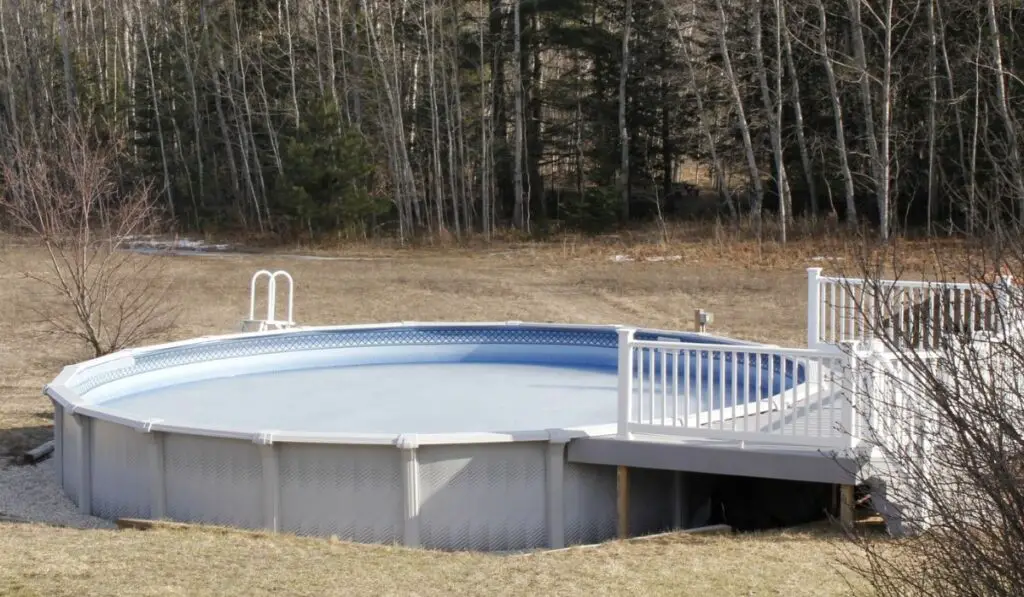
[0,0,1021,243]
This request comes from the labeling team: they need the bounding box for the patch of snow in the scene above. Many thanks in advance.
[610,254,682,263]
[123,236,233,253]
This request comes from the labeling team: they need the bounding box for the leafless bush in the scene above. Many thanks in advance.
[0,120,177,357]
[829,234,1024,596]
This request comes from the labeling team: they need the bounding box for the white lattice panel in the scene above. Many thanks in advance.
[278,444,402,543]
[563,462,617,545]
[163,435,263,528]
[89,420,151,519]
[61,414,79,500]
[417,443,547,551]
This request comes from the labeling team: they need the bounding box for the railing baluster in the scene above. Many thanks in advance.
[648,348,656,425]
[637,347,645,424]
[695,350,703,426]
[928,289,936,350]
[719,348,726,430]
[755,351,763,432]
[967,288,975,336]
[830,283,838,344]
[663,348,671,428]
[683,349,691,427]
[815,355,824,437]
[672,350,680,427]
[767,354,776,434]
[730,349,739,431]
[839,286,848,343]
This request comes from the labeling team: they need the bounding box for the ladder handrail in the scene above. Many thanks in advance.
[248,269,295,324]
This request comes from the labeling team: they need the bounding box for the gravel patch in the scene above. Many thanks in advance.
[0,460,114,529]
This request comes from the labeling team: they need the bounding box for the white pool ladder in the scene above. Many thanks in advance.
[241,269,297,332]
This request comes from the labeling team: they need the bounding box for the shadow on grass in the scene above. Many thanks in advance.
[0,424,52,465]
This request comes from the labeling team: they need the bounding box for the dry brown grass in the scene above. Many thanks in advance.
[0,522,864,597]
[0,235,892,596]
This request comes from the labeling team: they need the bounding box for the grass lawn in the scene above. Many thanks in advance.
[0,235,886,596]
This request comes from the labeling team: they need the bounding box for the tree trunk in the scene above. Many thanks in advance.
[814,0,855,224]
[618,0,632,221]
[715,0,763,226]
[984,0,1024,215]
[136,0,175,220]
[512,0,525,230]
[848,0,887,238]
[780,2,817,218]
[752,0,788,242]
[925,0,937,235]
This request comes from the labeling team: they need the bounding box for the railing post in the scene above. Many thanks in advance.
[841,342,860,448]
[617,328,636,438]
[807,267,823,349]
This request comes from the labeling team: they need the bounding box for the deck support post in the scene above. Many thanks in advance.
[616,465,630,539]
[838,484,855,529]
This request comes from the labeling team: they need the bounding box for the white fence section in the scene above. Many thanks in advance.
[807,267,1011,351]
[617,329,855,449]
[241,269,296,332]
[850,346,943,457]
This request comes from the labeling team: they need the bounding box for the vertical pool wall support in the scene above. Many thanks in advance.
[256,434,281,532]
[147,428,167,519]
[73,412,93,515]
[545,429,571,549]
[53,401,64,490]
[396,434,421,548]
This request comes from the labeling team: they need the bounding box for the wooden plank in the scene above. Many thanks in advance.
[616,465,629,539]
[115,517,268,538]
[838,485,855,529]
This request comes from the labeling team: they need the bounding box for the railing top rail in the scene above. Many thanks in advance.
[627,338,844,359]
[854,347,946,362]
[817,275,982,290]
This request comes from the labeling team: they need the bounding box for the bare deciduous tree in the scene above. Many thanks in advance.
[0,120,178,357]
[832,228,1024,596]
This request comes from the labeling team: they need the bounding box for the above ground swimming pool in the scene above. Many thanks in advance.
[46,322,790,551]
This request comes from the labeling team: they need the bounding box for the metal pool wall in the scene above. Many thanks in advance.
[54,406,681,550]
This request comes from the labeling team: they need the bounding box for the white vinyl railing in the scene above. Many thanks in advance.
[617,329,855,449]
[807,267,1011,351]
[852,346,943,456]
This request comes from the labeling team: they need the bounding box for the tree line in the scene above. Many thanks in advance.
[0,0,1020,242]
